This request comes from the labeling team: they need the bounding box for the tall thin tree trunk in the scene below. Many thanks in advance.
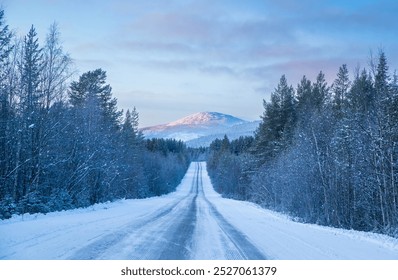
[311,126,330,223]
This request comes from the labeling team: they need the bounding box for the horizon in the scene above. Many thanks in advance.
[3,0,398,127]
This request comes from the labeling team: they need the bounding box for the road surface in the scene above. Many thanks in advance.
[70,162,265,259]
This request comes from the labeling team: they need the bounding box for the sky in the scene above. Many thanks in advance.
[2,0,398,127]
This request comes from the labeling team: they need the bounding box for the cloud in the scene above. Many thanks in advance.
[127,12,215,43]
[199,65,237,77]
[74,58,114,72]
[119,40,194,54]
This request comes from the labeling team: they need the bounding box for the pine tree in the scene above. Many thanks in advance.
[69,68,121,128]
[254,75,296,163]
[296,75,312,114]
[121,109,135,142]
[312,71,329,110]
[15,25,44,208]
[0,9,13,215]
[329,65,353,225]
[375,51,389,100]
[20,25,43,113]
[0,9,12,73]
[348,68,374,114]
[332,64,350,118]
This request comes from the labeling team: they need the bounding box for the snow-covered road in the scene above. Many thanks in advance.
[68,162,264,259]
[1,162,398,259]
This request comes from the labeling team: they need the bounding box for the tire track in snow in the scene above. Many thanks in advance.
[69,162,266,259]
[197,162,267,260]
[157,167,199,259]
[68,166,199,260]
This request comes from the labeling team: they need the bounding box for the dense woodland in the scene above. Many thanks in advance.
[208,52,398,236]
[0,10,190,219]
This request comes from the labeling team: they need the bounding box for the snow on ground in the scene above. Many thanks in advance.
[200,164,398,259]
[0,166,195,260]
[1,162,398,260]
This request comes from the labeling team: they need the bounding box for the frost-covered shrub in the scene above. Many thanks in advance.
[18,191,50,214]
[0,195,17,219]
[48,189,73,211]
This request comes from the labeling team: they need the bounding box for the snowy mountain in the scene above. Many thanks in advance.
[140,112,260,147]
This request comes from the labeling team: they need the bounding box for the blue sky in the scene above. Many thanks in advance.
[3,0,398,127]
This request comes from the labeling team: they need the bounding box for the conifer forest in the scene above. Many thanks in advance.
[208,54,398,236]
[0,10,190,219]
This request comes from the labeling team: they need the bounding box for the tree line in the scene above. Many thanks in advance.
[0,10,190,219]
[207,52,398,236]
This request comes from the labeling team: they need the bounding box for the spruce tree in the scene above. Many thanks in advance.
[17,25,44,204]
[296,75,312,114]
[332,64,350,118]
[0,9,13,215]
[312,71,329,110]
[348,68,374,114]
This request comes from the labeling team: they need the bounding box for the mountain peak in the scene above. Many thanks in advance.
[167,112,244,127]
[141,111,258,144]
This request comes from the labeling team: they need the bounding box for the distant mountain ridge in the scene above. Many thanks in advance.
[166,111,244,127]
[140,112,260,147]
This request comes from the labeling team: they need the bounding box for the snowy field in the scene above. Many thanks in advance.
[1,162,398,260]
